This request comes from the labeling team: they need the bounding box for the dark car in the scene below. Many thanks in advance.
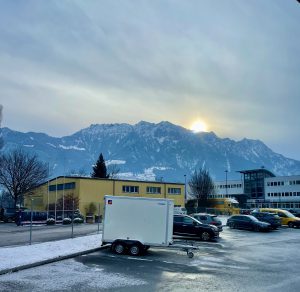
[240,209,252,215]
[2,208,17,223]
[173,214,219,241]
[288,210,300,218]
[251,212,281,229]
[227,215,271,231]
[191,213,223,232]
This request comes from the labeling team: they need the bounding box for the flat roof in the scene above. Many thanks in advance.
[237,169,275,177]
[47,176,184,186]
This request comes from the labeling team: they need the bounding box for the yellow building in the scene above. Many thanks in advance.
[24,176,185,218]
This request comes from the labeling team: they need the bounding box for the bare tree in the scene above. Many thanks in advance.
[47,193,79,211]
[0,148,48,208]
[107,164,120,179]
[189,167,215,210]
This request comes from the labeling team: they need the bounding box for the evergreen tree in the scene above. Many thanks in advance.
[91,153,109,178]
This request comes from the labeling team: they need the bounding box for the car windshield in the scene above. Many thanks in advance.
[191,217,203,225]
[248,215,259,222]
[283,210,296,218]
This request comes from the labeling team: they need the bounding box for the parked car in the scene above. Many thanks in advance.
[227,215,271,231]
[288,210,300,218]
[240,209,252,215]
[190,213,223,231]
[2,208,17,223]
[173,214,219,241]
[251,212,281,229]
[259,208,300,228]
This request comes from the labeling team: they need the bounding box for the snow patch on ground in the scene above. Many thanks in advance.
[0,234,102,271]
[118,166,170,181]
[59,145,86,151]
[0,259,147,291]
[23,144,34,147]
[106,160,126,166]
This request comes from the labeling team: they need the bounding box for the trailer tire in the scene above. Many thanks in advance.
[113,242,125,255]
[129,244,141,256]
[187,251,194,258]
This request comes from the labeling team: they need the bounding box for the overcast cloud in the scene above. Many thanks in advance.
[0,0,299,159]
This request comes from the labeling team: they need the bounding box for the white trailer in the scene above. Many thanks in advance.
[102,196,195,257]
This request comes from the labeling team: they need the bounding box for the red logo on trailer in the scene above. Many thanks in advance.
[108,200,112,205]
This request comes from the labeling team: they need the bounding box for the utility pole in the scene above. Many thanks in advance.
[184,174,187,203]
[225,170,228,198]
[47,163,50,220]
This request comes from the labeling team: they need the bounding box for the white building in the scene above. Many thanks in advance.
[213,171,300,211]
[212,180,243,199]
[265,175,300,210]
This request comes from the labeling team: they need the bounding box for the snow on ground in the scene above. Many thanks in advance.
[0,259,147,291]
[218,215,229,226]
[0,234,102,271]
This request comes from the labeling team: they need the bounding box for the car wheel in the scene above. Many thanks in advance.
[201,231,211,241]
[288,222,294,228]
[113,243,125,255]
[129,244,141,256]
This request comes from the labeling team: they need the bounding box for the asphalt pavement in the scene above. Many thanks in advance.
[1,226,300,291]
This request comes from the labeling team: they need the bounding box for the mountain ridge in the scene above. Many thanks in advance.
[1,121,300,182]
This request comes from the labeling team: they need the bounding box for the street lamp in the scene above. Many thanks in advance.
[184,174,187,203]
[30,197,34,245]
[225,170,228,198]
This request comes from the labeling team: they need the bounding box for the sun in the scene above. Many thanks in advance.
[190,120,207,133]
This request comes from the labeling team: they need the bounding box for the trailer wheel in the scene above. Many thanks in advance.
[187,251,194,258]
[113,242,125,255]
[129,244,141,256]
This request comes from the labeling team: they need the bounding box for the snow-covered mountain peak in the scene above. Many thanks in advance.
[2,121,300,181]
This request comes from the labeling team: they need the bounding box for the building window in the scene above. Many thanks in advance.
[168,188,181,195]
[146,186,161,194]
[122,185,139,193]
[49,182,75,192]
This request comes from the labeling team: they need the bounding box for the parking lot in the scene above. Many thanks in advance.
[1,225,300,291]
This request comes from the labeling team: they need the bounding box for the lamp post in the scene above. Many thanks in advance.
[55,177,57,223]
[47,162,50,220]
[225,170,228,198]
[29,198,33,245]
[184,174,187,203]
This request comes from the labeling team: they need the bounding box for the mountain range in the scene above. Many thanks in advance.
[1,121,300,183]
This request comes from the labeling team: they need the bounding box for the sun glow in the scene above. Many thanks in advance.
[190,120,207,133]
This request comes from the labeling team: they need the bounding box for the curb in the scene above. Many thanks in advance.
[0,245,109,276]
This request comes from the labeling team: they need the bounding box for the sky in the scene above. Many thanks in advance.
[0,0,300,160]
